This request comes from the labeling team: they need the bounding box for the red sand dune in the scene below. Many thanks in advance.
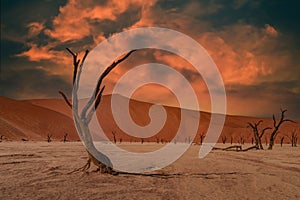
[1,95,299,143]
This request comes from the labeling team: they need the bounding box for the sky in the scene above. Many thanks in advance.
[1,0,300,119]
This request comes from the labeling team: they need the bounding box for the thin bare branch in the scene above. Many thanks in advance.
[81,49,136,120]
[272,114,276,127]
[259,127,272,138]
[256,120,263,127]
[59,91,72,108]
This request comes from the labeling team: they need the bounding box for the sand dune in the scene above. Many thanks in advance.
[1,95,299,143]
[0,97,78,141]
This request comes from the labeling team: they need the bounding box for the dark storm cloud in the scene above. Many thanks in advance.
[0,0,299,119]
[227,80,300,119]
[0,66,72,99]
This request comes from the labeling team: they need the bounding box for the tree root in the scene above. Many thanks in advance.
[67,153,119,175]
[212,145,259,152]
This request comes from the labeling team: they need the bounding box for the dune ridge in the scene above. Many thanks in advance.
[0,95,298,143]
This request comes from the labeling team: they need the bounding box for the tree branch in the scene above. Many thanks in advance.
[259,127,272,138]
[59,91,72,108]
[81,49,136,120]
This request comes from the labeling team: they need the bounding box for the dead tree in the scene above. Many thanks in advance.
[268,109,295,150]
[230,136,233,144]
[239,136,245,145]
[285,130,297,147]
[63,133,68,142]
[221,136,226,144]
[47,134,52,143]
[199,133,205,145]
[248,120,271,150]
[60,48,135,174]
[280,136,284,147]
[112,131,117,144]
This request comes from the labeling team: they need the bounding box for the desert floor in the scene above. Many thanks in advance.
[0,142,299,200]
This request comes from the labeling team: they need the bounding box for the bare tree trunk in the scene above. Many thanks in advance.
[248,121,271,150]
[268,109,295,150]
[60,48,135,174]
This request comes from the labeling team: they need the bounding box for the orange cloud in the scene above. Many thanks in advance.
[27,22,45,38]
[264,24,279,37]
[16,43,55,61]
[44,0,156,42]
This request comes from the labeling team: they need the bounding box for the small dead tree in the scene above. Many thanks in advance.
[268,109,295,150]
[112,131,117,144]
[60,48,135,174]
[239,136,245,145]
[221,136,226,144]
[156,137,159,144]
[280,136,284,147]
[248,120,271,150]
[286,130,297,147]
[63,133,68,142]
[47,134,52,143]
[200,133,205,145]
[230,136,233,144]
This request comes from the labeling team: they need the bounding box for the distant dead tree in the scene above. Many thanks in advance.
[141,138,144,144]
[111,131,117,144]
[280,136,284,147]
[247,120,271,150]
[221,136,226,144]
[239,136,245,145]
[47,134,52,143]
[60,48,135,174]
[199,133,205,145]
[285,130,297,147]
[156,137,159,144]
[268,109,295,150]
[230,136,233,144]
[63,133,68,143]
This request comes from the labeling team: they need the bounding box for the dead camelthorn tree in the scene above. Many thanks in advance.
[247,120,271,150]
[221,136,226,144]
[268,109,295,150]
[47,134,52,143]
[63,133,68,143]
[280,136,284,147]
[156,137,159,144]
[60,48,135,174]
[199,133,205,145]
[111,131,117,144]
[285,130,297,147]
